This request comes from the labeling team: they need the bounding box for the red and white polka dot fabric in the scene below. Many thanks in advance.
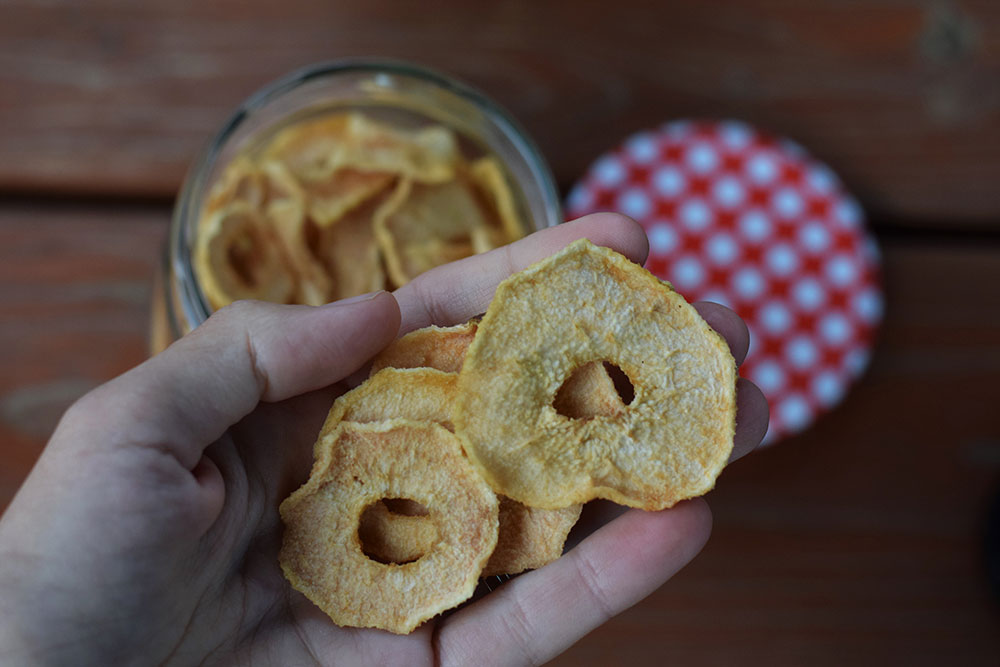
[566,120,883,443]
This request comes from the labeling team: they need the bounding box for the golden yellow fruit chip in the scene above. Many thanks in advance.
[375,178,495,286]
[370,321,479,376]
[317,367,457,446]
[263,112,460,184]
[469,156,525,242]
[482,497,581,577]
[194,201,295,309]
[258,161,331,305]
[198,111,531,311]
[303,169,394,227]
[313,181,398,300]
[279,420,498,634]
[259,114,352,180]
[203,157,266,216]
[454,239,737,510]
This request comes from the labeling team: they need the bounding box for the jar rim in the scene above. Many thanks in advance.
[169,59,562,332]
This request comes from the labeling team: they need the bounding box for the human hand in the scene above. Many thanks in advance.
[0,214,767,666]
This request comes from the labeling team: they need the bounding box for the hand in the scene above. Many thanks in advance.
[0,214,768,666]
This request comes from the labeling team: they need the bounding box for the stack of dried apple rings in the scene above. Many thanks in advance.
[279,240,737,634]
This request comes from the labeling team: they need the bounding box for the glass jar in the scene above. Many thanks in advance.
[151,59,562,354]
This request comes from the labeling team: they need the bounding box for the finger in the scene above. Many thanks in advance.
[693,301,749,365]
[62,293,400,469]
[438,499,712,667]
[730,378,769,462]
[394,213,649,333]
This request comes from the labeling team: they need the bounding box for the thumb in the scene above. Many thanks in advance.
[63,292,400,469]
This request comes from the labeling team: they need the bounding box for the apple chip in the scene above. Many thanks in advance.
[203,157,266,216]
[362,325,583,576]
[194,201,295,309]
[469,156,525,242]
[263,112,460,184]
[313,181,398,300]
[453,239,738,510]
[370,321,479,375]
[482,497,581,577]
[256,161,331,305]
[303,169,394,227]
[375,178,495,286]
[279,420,498,634]
[317,367,457,444]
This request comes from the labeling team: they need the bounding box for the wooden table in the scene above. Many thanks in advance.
[2,2,999,664]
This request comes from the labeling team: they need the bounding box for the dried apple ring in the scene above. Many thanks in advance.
[375,178,496,286]
[259,161,332,306]
[263,112,460,184]
[482,497,582,577]
[194,201,295,309]
[279,420,498,634]
[313,180,399,300]
[469,156,525,241]
[304,169,394,227]
[315,367,457,455]
[454,239,737,510]
[370,321,479,375]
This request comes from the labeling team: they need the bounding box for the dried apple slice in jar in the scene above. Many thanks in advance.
[303,169,395,228]
[258,161,332,306]
[374,177,498,286]
[203,156,266,216]
[263,112,461,184]
[194,201,295,309]
[468,156,526,242]
[313,179,402,300]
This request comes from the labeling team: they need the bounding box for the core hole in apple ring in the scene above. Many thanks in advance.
[358,498,436,565]
[553,361,635,419]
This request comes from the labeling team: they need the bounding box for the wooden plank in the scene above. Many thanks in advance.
[0,205,167,498]
[1,205,999,662]
[2,0,1000,225]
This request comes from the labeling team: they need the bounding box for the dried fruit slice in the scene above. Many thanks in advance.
[375,178,495,286]
[303,169,395,227]
[370,321,479,376]
[203,156,266,216]
[469,156,525,242]
[313,180,398,300]
[317,367,457,447]
[194,201,295,309]
[482,497,581,577]
[263,112,460,184]
[454,239,737,510]
[280,420,498,634]
[259,161,331,305]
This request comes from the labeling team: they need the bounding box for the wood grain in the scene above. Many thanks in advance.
[2,0,1000,224]
[1,205,998,663]
[0,205,166,498]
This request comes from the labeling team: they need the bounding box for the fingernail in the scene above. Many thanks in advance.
[325,291,387,307]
